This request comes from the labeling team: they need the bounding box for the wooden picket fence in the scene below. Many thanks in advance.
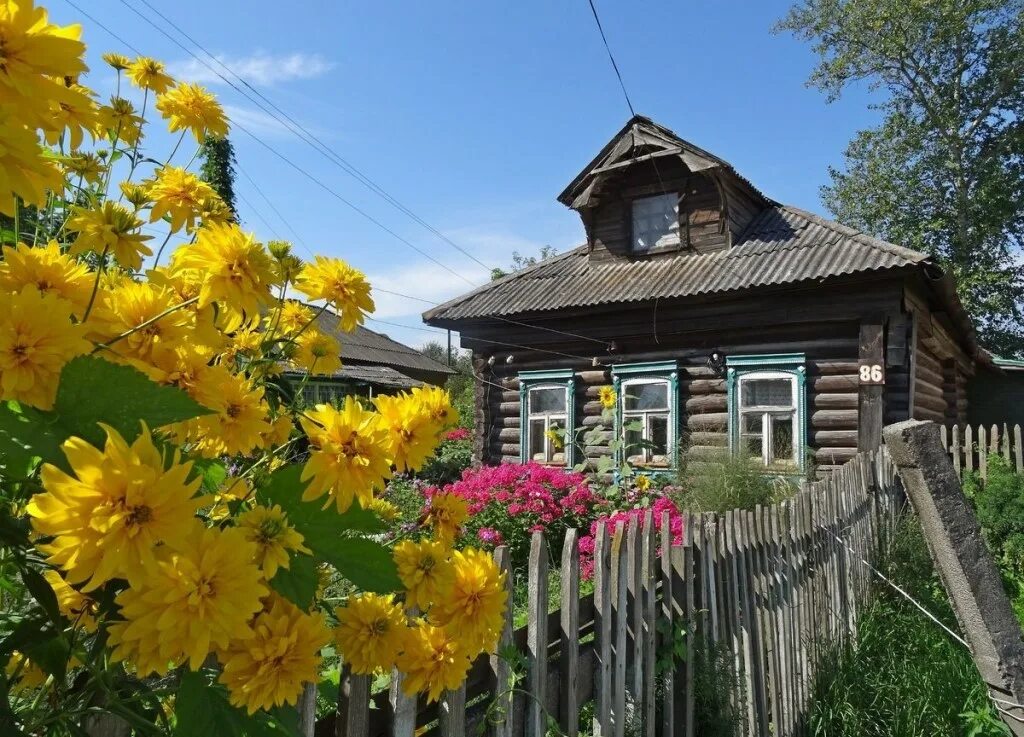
[939,422,1024,481]
[319,449,903,737]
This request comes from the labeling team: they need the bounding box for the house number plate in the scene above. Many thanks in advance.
[859,362,885,385]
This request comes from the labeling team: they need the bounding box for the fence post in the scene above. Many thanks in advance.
[560,529,581,737]
[527,530,549,737]
[490,546,515,737]
[884,420,1024,736]
[593,524,613,737]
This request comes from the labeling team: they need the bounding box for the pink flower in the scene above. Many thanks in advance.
[478,527,503,545]
[444,428,471,441]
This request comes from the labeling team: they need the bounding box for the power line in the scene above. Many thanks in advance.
[585,0,635,117]
[62,0,143,55]
[126,0,496,276]
[234,159,310,253]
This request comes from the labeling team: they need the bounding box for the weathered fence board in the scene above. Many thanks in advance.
[941,423,1024,480]
[320,448,902,737]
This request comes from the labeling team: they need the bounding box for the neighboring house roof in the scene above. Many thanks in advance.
[313,308,455,377]
[423,205,929,323]
[286,364,424,389]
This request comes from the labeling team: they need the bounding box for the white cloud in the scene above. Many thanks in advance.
[169,52,333,87]
[222,104,295,137]
[367,261,492,320]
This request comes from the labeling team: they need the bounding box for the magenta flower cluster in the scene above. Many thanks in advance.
[578,496,685,579]
[443,427,471,442]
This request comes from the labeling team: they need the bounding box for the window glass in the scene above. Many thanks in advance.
[623,381,668,411]
[649,415,669,456]
[529,386,566,414]
[741,379,793,408]
[770,414,795,466]
[632,193,679,251]
[529,418,547,462]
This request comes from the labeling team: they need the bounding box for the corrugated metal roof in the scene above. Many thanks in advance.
[286,365,424,388]
[313,309,454,375]
[423,206,929,323]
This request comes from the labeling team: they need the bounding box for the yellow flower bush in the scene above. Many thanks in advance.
[1,1,507,732]
[0,2,506,730]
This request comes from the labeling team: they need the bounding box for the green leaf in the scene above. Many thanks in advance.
[258,466,399,593]
[191,458,228,492]
[0,401,67,477]
[269,554,318,610]
[174,670,300,737]
[55,356,211,446]
[21,568,59,623]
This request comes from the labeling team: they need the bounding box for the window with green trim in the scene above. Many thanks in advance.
[727,354,807,473]
[612,361,679,470]
[519,370,575,466]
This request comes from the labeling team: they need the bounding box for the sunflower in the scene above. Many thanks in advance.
[374,392,440,473]
[236,504,311,580]
[393,538,454,611]
[126,56,174,94]
[396,621,471,703]
[63,151,106,186]
[298,398,393,512]
[96,96,144,147]
[422,492,468,549]
[0,287,89,410]
[0,119,63,216]
[170,223,277,330]
[0,0,88,128]
[431,548,507,656]
[146,166,220,234]
[28,423,205,590]
[66,201,153,271]
[0,241,93,318]
[219,595,331,714]
[291,328,341,375]
[293,256,374,332]
[156,81,229,142]
[334,593,407,674]
[44,569,98,632]
[185,368,272,457]
[599,385,617,410]
[107,526,267,675]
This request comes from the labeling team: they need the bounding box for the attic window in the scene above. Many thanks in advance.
[631,193,680,252]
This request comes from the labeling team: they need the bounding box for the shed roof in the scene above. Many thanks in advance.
[423,205,930,323]
[288,364,425,389]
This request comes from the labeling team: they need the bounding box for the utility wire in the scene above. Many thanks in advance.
[234,159,310,252]
[585,0,635,117]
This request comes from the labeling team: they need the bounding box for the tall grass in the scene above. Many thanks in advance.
[808,515,1004,737]
[672,451,794,514]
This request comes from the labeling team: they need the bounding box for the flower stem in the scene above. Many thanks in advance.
[81,245,111,323]
[152,231,175,268]
[91,296,199,354]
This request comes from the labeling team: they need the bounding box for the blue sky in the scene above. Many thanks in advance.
[52,0,882,350]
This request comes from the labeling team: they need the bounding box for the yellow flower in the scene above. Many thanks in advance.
[368,497,399,523]
[269,301,314,336]
[220,595,331,714]
[156,81,229,142]
[599,385,617,410]
[44,84,98,150]
[334,593,407,674]
[119,181,152,210]
[294,256,374,332]
[291,328,341,375]
[635,474,651,492]
[268,241,302,283]
[0,287,88,410]
[431,548,507,656]
[63,151,106,186]
[222,324,263,364]
[66,201,153,271]
[93,281,197,369]
[5,651,47,693]
[44,569,98,632]
[127,56,174,93]
[108,526,267,675]
[28,423,204,590]
[102,52,130,71]
[396,621,471,703]
[545,427,564,451]
[261,413,294,448]
[146,166,219,234]
[298,398,393,512]
[423,492,467,548]
[0,0,88,128]
[393,539,454,611]
[374,392,440,473]
[0,241,93,318]
[96,96,144,146]
[186,368,271,457]
[410,385,457,429]
[0,119,63,216]
[170,223,277,330]
[237,504,311,579]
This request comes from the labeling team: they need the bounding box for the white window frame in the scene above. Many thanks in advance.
[620,377,673,468]
[525,383,569,466]
[735,371,800,470]
[631,192,681,253]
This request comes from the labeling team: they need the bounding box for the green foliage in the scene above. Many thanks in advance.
[490,245,559,281]
[672,451,794,514]
[777,0,1024,355]
[174,670,300,737]
[268,554,319,610]
[809,515,1000,736]
[199,135,238,218]
[418,436,473,485]
[692,641,742,737]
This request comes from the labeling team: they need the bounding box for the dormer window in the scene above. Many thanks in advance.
[631,193,680,252]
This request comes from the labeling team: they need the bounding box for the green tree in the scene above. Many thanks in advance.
[490,245,558,280]
[199,134,239,219]
[421,340,475,429]
[777,0,1024,356]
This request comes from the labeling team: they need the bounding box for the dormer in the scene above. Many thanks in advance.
[558,116,772,262]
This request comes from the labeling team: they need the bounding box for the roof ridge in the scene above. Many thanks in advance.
[775,205,928,263]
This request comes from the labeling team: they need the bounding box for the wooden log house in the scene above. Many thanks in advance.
[424,116,991,475]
